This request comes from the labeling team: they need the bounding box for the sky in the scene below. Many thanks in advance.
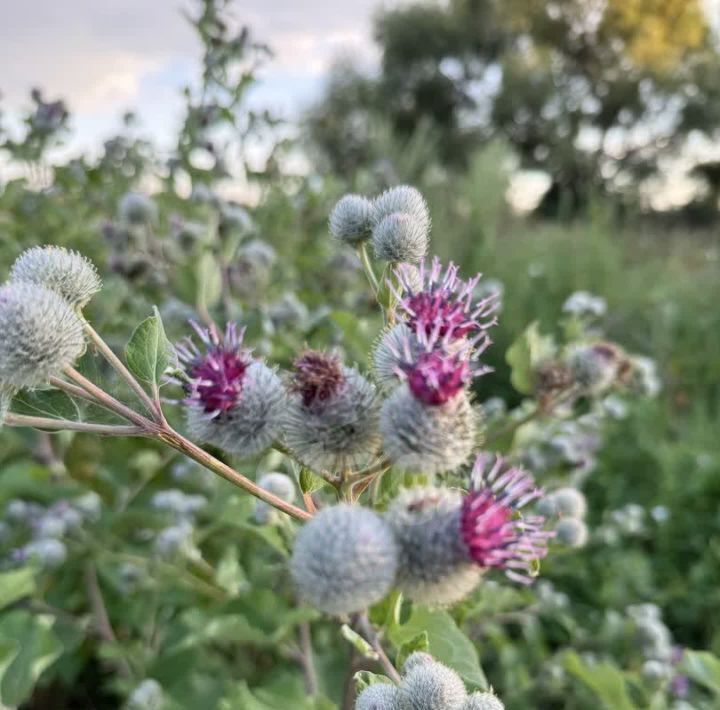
[0,0,388,154]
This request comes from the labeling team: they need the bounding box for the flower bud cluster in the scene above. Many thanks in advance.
[539,487,589,548]
[2,493,103,571]
[354,652,505,710]
[291,456,552,612]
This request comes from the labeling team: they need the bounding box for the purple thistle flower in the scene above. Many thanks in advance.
[392,257,499,348]
[289,350,346,407]
[405,350,472,405]
[460,456,552,584]
[176,322,252,416]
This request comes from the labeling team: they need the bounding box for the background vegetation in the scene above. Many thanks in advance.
[1,0,720,708]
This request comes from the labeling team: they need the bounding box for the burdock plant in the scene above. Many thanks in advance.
[1,184,656,707]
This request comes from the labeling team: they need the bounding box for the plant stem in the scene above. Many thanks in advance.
[358,243,381,300]
[157,427,312,521]
[357,613,401,684]
[84,322,160,419]
[63,365,156,431]
[298,621,319,696]
[3,413,144,436]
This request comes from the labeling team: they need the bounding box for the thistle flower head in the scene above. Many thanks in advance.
[372,185,431,234]
[290,504,399,615]
[10,246,101,309]
[177,322,285,457]
[372,212,429,264]
[355,683,401,710]
[290,350,345,407]
[399,660,467,710]
[254,472,297,524]
[567,341,626,394]
[387,487,482,605]
[177,322,251,415]
[393,258,498,346]
[551,487,587,519]
[329,194,374,245]
[380,385,478,475]
[404,350,472,406]
[0,282,86,390]
[463,692,505,710]
[284,356,380,473]
[461,456,551,584]
[402,652,436,674]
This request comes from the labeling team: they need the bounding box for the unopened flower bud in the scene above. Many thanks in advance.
[0,282,86,390]
[284,351,380,473]
[23,538,67,569]
[127,678,165,710]
[10,246,101,309]
[552,487,587,519]
[399,660,467,710]
[567,342,625,395]
[555,517,588,547]
[355,682,401,710]
[254,472,296,524]
[330,194,374,245]
[381,385,477,475]
[402,652,435,674]
[372,213,428,264]
[290,504,398,615]
[372,186,431,236]
[119,192,157,226]
[463,692,505,710]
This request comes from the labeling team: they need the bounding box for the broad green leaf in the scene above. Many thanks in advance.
[681,650,720,696]
[341,625,378,660]
[124,307,174,385]
[10,389,80,421]
[506,321,556,395]
[564,651,636,710]
[396,631,429,670]
[0,568,35,610]
[388,607,487,689]
[0,612,63,707]
[299,468,326,495]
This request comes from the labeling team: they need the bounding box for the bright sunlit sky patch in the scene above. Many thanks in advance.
[0,0,388,154]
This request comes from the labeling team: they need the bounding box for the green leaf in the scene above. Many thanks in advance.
[0,568,35,610]
[340,625,377,659]
[299,468,326,495]
[124,307,174,385]
[564,651,636,710]
[353,671,393,693]
[0,612,63,707]
[506,321,556,395]
[681,650,720,696]
[388,607,487,689]
[396,631,429,671]
[10,389,80,421]
[214,546,247,596]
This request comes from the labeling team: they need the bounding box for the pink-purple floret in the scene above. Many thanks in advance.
[460,456,553,584]
[176,322,251,415]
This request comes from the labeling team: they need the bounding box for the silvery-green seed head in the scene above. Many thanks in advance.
[330,194,374,245]
[402,652,436,675]
[552,487,587,519]
[463,692,505,710]
[381,385,477,475]
[373,323,418,392]
[399,661,467,710]
[186,362,285,458]
[119,191,158,225]
[387,487,481,605]
[254,472,296,524]
[0,282,86,389]
[555,517,588,548]
[284,366,380,474]
[356,683,402,710]
[154,521,197,560]
[372,186,431,235]
[10,246,101,308]
[23,538,67,569]
[567,343,624,394]
[372,213,429,264]
[127,678,165,710]
[290,504,399,615]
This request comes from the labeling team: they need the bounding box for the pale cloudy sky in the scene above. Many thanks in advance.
[0,0,389,153]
